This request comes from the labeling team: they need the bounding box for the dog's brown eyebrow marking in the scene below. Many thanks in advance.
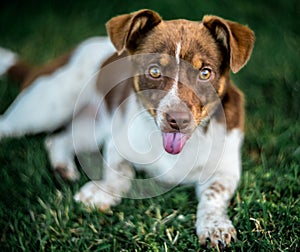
[192,54,203,70]
[218,76,227,96]
[148,108,156,117]
[160,55,170,66]
[133,75,140,92]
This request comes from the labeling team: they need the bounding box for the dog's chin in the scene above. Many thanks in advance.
[162,132,189,155]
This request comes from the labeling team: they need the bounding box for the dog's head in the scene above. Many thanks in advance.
[106,9,254,154]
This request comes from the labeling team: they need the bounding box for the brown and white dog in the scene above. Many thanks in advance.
[0,10,254,248]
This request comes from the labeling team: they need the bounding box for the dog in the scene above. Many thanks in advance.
[0,9,254,248]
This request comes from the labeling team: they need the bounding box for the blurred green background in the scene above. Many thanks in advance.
[0,0,299,251]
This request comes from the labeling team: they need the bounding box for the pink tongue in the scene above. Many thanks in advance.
[162,132,188,154]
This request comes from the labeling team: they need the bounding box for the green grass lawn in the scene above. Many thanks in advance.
[0,0,299,251]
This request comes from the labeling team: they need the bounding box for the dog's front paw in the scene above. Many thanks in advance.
[45,137,80,181]
[74,181,122,211]
[197,216,237,249]
[53,162,80,181]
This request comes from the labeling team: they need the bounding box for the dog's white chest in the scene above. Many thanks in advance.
[106,96,241,185]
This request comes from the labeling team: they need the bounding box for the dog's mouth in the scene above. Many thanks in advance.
[159,111,194,154]
[162,132,189,155]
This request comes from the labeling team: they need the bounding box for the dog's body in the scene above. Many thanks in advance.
[0,10,254,248]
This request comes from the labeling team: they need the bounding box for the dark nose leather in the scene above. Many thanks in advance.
[166,112,191,130]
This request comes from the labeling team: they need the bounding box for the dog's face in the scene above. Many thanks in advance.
[106,10,254,154]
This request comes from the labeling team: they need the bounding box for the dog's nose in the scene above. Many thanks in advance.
[166,112,191,130]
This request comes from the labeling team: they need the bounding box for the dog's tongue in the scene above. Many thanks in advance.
[162,132,188,155]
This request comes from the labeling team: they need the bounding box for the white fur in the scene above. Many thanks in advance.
[172,42,181,92]
[103,95,242,185]
[175,42,181,65]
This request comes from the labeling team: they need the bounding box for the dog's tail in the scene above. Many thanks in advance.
[0,47,32,84]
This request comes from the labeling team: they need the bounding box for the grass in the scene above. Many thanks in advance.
[0,0,299,251]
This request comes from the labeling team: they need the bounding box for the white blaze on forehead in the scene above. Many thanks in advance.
[175,42,181,65]
[156,41,182,127]
[171,41,182,95]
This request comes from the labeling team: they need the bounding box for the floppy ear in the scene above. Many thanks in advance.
[202,15,255,73]
[106,9,162,54]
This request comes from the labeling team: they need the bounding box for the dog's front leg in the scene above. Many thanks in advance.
[195,174,239,249]
[74,139,135,211]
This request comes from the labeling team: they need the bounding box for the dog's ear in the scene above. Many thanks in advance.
[106,9,162,54]
[202,16,255,73]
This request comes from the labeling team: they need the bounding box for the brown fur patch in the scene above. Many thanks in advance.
[217,75,227,97]
[21,51,73,89]
[96,51,134,113]
[215,82,245,131]
[209,182,226,194]
[203,181,229,200]
[202,15,255,73]
[103,80,133,113]
[7,61,32,84]
[106,9,162,53]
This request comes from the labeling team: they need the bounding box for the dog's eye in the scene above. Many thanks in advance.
[149,66,161,78]
[199,68,212,81]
